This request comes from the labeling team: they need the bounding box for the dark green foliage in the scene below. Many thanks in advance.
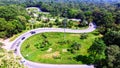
[102,12,114,27]
[34,39,51,51]
[115,11,120,24]
[0,6,17,20]
[0,5,29,38]
[48,23,53,27]
[71,42,81,50]
[80,33,88,39]
[88,38,106,60]
[41,34,47,38]
[34,42,40,49]
[25,44,30,49]
[67,48,76,54]
[67,21,73,28]
[103,30,120,46]
[105,45,120,68]
[57,40,70,45]
[84,11,93,23]
[115,53,120,68]
[92,10,114,26]
[74,55,93,64]
[68,42,81,54]
[55,19,60,25]
[78,20,88,27]
[95,45,120,68]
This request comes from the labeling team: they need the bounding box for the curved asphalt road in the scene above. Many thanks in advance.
[10,23,96,68]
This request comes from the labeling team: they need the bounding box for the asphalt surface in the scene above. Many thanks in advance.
[10,23,96,68]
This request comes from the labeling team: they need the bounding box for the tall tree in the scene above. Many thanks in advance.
[88,38,106,62]
[102,12,114,27]
[105,45,120,68]
[103,30,120,46]
[115,11,120,24]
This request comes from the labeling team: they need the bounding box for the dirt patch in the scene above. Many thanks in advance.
[41,51,60,59]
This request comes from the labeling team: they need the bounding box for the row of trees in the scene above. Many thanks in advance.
[96,24,120,68]
[30,1,120,26]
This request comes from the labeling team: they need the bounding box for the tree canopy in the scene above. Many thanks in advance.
[0,5,29,38]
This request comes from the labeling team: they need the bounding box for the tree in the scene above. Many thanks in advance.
[92,9,105,26]
[105,45,120,68]
[115,11,120,24]
[71,42,81,50]
[94,45,120,68]
[0,18,7,31]
[84,11,93,23]
[88,38,106,61]
[68,42,81,54]
[103,30,120,46]
[114,53,120,68]
[102,12,114,27]
[93,10,114,27]
[80,33,88,39]
[0,6,17,21]
[67,9,79,18]
[76,12,85,22]
[0,5,29,38]
[6,21,16,37]
[67,21,73,28]
[0,18,7,38]
[55,18,60,25]
[48,23,53,27]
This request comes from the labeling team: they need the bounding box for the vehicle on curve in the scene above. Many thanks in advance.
[21,37,25,40]
[30,31,36,34]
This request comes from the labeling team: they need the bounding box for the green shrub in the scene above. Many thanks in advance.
[80,33,88,39]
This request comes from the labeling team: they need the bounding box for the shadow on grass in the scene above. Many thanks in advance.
[74,55,93,65]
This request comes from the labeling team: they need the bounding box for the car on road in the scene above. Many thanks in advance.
[21,37,25,40]
[30,31,36,34]
[14,48,17,53]
[20,60,25,63]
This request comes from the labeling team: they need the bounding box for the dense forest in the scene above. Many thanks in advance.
[0,5,30,38]
[0,0,120,68]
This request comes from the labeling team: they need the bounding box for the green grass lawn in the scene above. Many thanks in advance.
[21,32,100,64]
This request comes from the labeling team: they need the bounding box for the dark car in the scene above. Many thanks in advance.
[14,48,17,53]
[21,37,25,40]
[30,31,36,34]
[20,60,25,63]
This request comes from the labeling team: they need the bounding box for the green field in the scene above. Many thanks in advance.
[21,32,100,64]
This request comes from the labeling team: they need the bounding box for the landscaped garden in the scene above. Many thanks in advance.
[21,31,101,64]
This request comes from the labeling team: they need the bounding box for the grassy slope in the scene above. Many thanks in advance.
[21,32,99,64]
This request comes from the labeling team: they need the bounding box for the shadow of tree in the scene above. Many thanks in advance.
[74,55,93,64]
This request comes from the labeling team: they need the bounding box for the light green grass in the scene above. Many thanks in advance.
[21,32,100,64]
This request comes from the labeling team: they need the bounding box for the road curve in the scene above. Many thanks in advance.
[10,23,96,68]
